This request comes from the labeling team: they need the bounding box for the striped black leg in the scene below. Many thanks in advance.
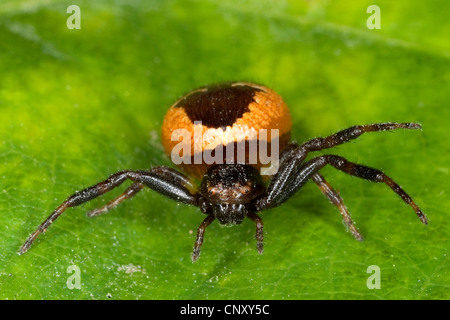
[86,167,197,217]
[312,172,363,241]
[86,182,145,217]
[257,154,427,226]
[299,122,422,155]
[322,155,427,225]
[19,168,198,255]
[192,214,215,262]
[266,123,422,203]
[247,212,264,254]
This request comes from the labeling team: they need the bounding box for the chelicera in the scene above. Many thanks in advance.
[19,82,427,261]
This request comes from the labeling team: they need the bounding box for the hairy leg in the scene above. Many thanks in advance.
[86,182,145,217]
[256,154,427,225]
[312,172,363,241]
[268,123,422,201]
[86,166,197,217]
[19,168,197,255]
[247,212,264,254]
[299,122,421,155]
[192,214,215,262]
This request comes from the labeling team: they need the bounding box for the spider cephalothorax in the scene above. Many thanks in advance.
[19,82,427,261]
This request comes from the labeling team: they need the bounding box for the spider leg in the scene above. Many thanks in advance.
[86,166,197,217]
[19,167,198,255]
[269,123,422,197]
[299,122,421,158]
[256,154,427,225]
[192,214,215,262]
[86,182,145,217]
[247,212,264,254]
[312,172,363,241]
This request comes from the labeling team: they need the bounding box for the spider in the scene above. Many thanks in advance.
[19,82,427,261]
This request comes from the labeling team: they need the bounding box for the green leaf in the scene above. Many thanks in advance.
[0,0,449,300]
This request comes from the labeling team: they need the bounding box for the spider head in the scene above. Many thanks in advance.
[200,164,266,226]
[210,203,247,225]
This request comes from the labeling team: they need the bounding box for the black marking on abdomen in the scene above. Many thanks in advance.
[175,83,262,129]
